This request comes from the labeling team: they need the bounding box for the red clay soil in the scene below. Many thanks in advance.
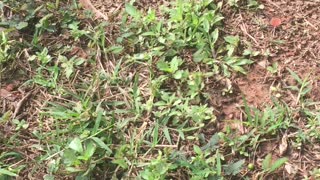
[220,0,320,178]
[222,0,320,107]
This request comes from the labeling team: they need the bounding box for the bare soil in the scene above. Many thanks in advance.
[220,0,320,178]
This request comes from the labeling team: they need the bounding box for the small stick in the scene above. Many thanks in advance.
[12,90,36,119]
[240,23,259,45]
[79,0,109,21]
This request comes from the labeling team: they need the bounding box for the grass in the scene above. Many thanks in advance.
[1,0,320,179]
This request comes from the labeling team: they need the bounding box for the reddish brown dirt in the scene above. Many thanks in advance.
[220,0,320,178]
[237,65,270,107]
[222,0,320,106]
[222,65,271,119]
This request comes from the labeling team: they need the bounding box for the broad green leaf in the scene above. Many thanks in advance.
[145,9,156,23]
[112,159,128,169]
[43,174,55,180]
[243,49,252,56]
[226,45,235,57]
[269,157,288,173]
[59,55,74,79]
[65,167,83,173]
[178,130,185,140]
[108,45,124,54]
[157,60,171,73]
[74,58,85,66]
[163,127,172,144]
[63,149,78,165]
[133,53,147,60]
[83,140,96,160]
[141,32,156,36]
[125,4,140,19]
[286,86,299,91]
[216,150,222,176]
[0,111,12,125]
[224,159,245,175]
[65,64,73,79]
[158,36,166,44]
[203,0,214,6]
[90,137,112,154]
[228,0,240,7]
[301,87,312,96]
[287,68,302,84]
[211,16,224,25]
[0,168,18,177]
[224,36,239,46]
[202,17,210,33]
[193,145,202,155]
[234,58,254,66]
[117,32,134,43]
[153,123,159,146]
[211,29,219,45]
[231,65,246,74]
[193,49,207,62]
[170,56,183,72]
[262,154,272,170]
[201,133,219,151]
[243,49,260,56]
[173,70,188,80]
[69,137,83,153]
[0,151,22,159]
[170,2,183,22]
[58,55,68,62]
[191,13,199,26]
[15,21,28,30]
[92,110,102,134]
[222,64,231,77]
[140,169,153,180]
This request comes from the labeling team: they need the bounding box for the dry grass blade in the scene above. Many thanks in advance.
[279,133,288,156]
[79,0,109,21]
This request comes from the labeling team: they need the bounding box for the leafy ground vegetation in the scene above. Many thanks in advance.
[1,0,320,179]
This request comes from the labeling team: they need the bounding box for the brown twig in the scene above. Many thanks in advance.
[79,0,109,21]
[12,90,37,119]
[240,23,259,45]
